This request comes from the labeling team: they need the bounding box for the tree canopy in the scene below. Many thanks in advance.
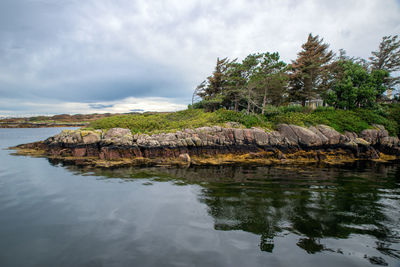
[369,35,400,89]
[324,60,388,109]
[193,33,398,114]
[288,34,334,105]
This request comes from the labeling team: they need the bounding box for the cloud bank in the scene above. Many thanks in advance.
[1,0,399,115]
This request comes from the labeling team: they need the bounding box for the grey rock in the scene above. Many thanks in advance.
[185,138,195,146]
[380,136,400,147]
[243,129,255,143]
[344,131,357,140]
[52,130,83,144]
[360,129,379,145]
[268,131,284,146]
[253,129,269,146]
[82,131,102,144]
[278,124,322,147]
[233,128,245,144]
[309,126,329,145]
[192,137,202,146]
[317,125,341,145]
[277,124,298,144]
[354,138,370,146]
[103,128,133,146]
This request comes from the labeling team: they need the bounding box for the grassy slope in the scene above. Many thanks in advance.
[88,104,400,136]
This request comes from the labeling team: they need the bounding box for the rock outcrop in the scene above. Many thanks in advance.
[13,124,400,167]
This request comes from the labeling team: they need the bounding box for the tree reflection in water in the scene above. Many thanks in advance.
[48,158,400,263]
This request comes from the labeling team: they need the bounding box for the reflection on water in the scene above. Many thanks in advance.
[1,128,400,267]
[49,159,400,265]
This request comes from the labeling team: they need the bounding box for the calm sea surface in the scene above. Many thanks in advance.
[0,128,399,267]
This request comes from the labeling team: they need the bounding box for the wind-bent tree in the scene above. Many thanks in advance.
[369,35,400,89]
[195,52,288,114]
[289,33,334,106]
[196,57,230,111]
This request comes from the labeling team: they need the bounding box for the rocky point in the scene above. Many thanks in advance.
[11,124,400,167]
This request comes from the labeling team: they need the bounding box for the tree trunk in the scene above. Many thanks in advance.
[234,97,238,112]
[262,88,267,115]
[247,88,251,114]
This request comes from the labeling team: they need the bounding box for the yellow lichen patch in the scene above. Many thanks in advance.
[9,144,399,168]
[375,153,397,162]
[80,130,91,137]
[191,153,276,166]
[10,148,46,157]
[61,129,78,134]
[190,150,363,166]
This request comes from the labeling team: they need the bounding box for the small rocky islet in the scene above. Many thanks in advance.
[12,123,400,167]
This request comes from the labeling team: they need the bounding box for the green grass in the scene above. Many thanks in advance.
[88,109,272,134]
[89,109,218,134]
[88,104,400,136]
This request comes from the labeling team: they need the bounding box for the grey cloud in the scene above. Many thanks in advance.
[0,0,399,115]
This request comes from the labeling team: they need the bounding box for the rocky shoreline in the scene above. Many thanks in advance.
[11,124,400,167]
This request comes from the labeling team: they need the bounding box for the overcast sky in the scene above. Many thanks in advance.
[1,0,399,116]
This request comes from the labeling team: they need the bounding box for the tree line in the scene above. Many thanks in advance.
[192,34,400,113]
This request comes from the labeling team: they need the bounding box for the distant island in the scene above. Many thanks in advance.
[0,112,139,128]
[9,33,400,167]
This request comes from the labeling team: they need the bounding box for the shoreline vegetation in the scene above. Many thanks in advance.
[10,107,400,168]
[8,33,400,167]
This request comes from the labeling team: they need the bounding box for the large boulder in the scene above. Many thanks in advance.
[360,125,389,145]
[278,124,322,147]
[359,129,380,145]
[309,126,329,145]
[233,128,245,144]
[102,128,133,146]
[317,125,341,145]
[252,128,269,146]
[380,136,400,147]
[49,130,83,145]
[267,131,284,146]
[344,131,358,140]
[81,130,102,144]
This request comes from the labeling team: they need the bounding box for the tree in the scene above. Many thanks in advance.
[222,59,244,112]
[323,60,388,109]
[289,33,334,106]
[240,53,264,114]
[194,52,288,114]
[250,52,288,113]
[369,35,400,89]
[196,57,230,111]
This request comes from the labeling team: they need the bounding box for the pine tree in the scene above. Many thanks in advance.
[196,57,230,111]
[289,33,334,106]
[369,35,400,89]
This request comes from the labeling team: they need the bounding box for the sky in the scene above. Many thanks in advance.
[0,0,399,116]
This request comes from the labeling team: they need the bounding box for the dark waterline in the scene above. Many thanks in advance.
[0,128,399,267]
